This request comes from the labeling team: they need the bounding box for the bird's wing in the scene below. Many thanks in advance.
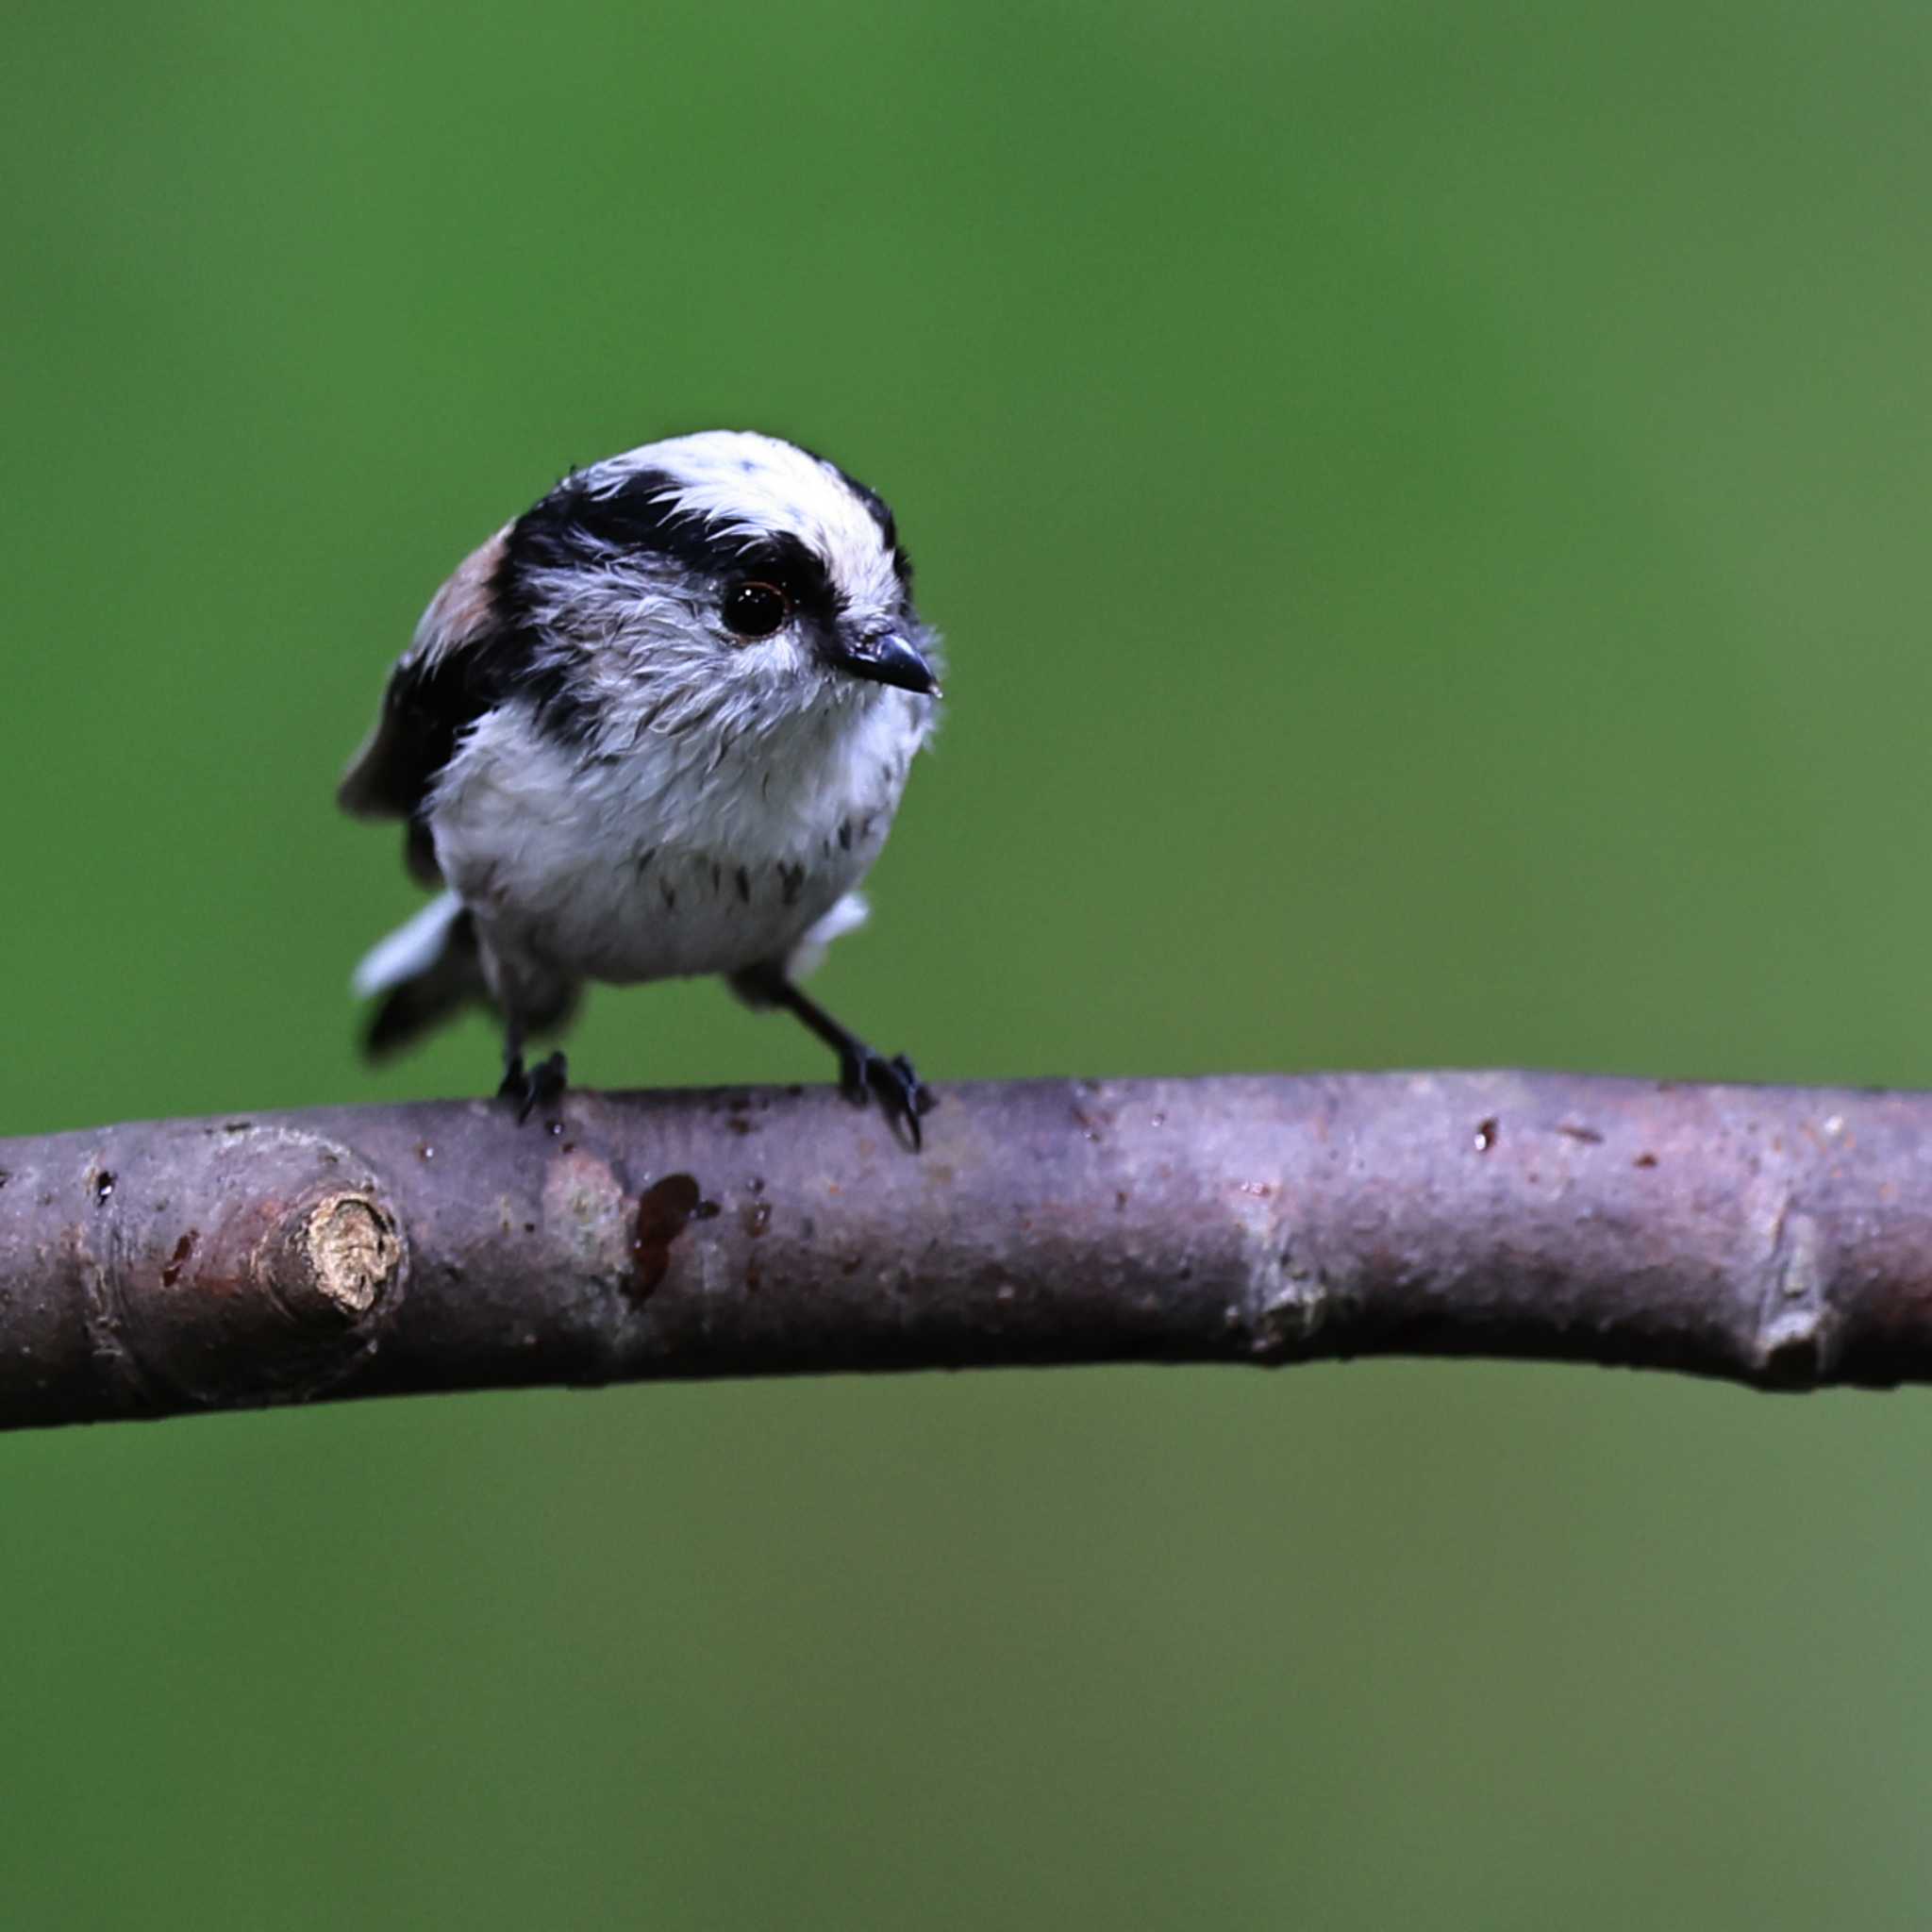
[337,527,512,878]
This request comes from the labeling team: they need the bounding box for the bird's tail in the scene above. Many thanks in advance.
[351,891,487,1059]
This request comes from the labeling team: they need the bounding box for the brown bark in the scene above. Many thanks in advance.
[0,1072,1924,1429]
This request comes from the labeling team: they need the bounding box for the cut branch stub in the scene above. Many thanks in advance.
[0,1121,406,1423]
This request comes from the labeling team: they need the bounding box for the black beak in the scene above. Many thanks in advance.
[824,629,941,696]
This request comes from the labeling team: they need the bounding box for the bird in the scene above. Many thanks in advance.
[338,429,943,1145]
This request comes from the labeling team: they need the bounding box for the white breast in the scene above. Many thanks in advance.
[428,686,926,986]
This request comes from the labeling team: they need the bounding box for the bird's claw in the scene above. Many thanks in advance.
[498,1050,569,1124]
[840,1047,936,1150]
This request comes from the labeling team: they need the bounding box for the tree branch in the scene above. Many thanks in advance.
[0,1072,1925,1428]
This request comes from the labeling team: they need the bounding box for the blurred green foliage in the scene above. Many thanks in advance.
[5,1,1932,1924]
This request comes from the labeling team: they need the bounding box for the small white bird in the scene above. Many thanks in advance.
[340,430,942,1143]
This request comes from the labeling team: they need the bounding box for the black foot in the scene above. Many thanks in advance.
[839,1047,937,1150]
[733,965,936,1156]
[497,1050,569,1124]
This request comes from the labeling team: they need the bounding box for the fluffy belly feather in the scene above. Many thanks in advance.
[521,839,874,982]
[431,696,907,986]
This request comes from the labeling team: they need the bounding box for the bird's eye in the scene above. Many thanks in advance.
[722,579,791,640]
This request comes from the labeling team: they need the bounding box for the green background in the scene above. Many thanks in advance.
[5,1,1931,1924]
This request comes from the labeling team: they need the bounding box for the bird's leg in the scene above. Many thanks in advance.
[496,1016,568,1124]
[732,964,935,1150]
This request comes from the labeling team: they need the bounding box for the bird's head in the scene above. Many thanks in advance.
[494,430,941,749]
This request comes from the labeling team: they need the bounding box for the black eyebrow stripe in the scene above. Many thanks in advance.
[502,466,841,616]
[722,533,841,618]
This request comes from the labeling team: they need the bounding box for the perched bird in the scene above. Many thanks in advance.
[339,430,942,1144]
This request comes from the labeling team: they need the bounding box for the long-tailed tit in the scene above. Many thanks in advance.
[340,430,942,1144]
